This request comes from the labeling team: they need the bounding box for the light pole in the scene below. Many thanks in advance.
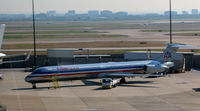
[32,0,37,68]
[169,0,172,44]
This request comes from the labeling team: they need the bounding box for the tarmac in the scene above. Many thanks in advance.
[1,69,200,111]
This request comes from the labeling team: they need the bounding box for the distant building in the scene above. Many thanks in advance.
[67,10,75,16]
[100,10,112,16]
[47,10,56,16]
[191,9,199,15]
[0,14,26,20]
[114,11,128,16]
[164,11,178,16]
[182,11,189,15]
[36,13,47,18]
[145,13,159,16]
[88,10,99,16]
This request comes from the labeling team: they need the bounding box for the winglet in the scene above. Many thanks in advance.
[0,24,6,49]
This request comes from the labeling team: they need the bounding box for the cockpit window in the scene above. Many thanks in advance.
[32,69,42,74]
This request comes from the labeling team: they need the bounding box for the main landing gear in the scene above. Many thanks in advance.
[120,78,126,84]
[32,83,37,89]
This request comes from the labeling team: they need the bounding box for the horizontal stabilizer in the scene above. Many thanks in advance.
[169,44,200,48]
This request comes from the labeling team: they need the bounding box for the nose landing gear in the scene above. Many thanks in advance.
[32,83,37,89]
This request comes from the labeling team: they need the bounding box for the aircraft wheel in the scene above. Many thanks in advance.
[120,78,126,84]
[32,84,37,89]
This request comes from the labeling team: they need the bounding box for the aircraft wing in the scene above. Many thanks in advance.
[103,73,152,78]
[0,53,6,57]
[0,51,31,64]
[101,73,166,78]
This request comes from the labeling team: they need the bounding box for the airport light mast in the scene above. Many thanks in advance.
[32,0,37,68]
[169,0,172,44]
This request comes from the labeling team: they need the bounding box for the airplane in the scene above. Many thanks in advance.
[0,24,6,59]
[0,24,31,65]
[25,43,197,89]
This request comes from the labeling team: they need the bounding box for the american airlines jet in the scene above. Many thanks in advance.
[24,43,196,89]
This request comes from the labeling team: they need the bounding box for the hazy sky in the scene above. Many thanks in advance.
[0,0,200,14]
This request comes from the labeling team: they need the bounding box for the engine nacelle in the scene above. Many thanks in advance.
[163,62,174,68]
[144,64,158,74]
[144,62,171,74]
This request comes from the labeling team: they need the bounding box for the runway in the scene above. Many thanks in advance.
[1,69,200,111]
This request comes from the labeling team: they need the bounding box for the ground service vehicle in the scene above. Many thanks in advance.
[101,78,119,89]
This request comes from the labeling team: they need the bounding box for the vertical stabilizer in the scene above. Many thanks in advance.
[0,24,6,49]
[159,44,179,62]
[157,44,199,62]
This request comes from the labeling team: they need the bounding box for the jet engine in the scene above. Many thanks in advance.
[144,62,173,74]
[162,62,174,68]
[144,64,158,74]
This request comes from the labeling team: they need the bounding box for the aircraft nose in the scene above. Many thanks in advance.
[24,75,31,83]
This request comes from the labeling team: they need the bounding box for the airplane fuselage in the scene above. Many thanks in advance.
[25,60,166,83]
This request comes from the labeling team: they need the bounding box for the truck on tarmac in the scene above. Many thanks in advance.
[101,78,119,89]
[0,74,2,79]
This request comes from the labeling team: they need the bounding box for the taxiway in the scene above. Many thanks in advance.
[1,69,200,111]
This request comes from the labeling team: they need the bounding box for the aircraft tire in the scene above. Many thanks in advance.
[32,84,37,89]
[120,78,126,84]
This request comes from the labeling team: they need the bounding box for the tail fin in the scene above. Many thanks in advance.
[0,24,6,49]
[158,44,200,62]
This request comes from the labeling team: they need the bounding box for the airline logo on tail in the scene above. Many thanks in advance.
[164,51,171,59]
